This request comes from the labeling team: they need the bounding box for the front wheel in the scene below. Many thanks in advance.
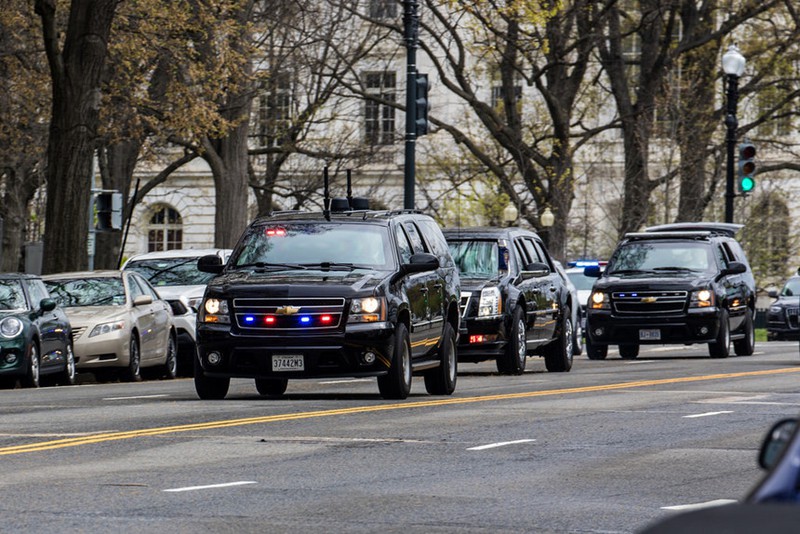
[122,335,142,382]
[709,309,731,359]
[194,355,230,400]
[162,334,178,379]
[255,378,288,398]
[733,308,755,356]
[378,322,412,399]
[496,306,527,375]
[21,343,40,388]
[424,322,457,395]
[619,344,639,359]
[543,306,573,372]
[59,342,77,386]
[585,335,608,360]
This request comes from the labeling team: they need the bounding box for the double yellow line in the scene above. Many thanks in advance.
[3,367,799,456]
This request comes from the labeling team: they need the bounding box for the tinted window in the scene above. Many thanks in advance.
[232,223,393,269]
[513,240,531,266]
[25,280,49,308]
[395,225,413,264]
[403,222,428,254]
[44,277,126,307]
[418,220,453,267]
[448,240,500,276]
[608,241,714,274]
[782,278,800,297]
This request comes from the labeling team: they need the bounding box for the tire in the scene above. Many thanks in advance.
[424,322,457,395]
[543,306,573,372]
[619,344,639,359]
[586,336,608,360]
[255,378,288,397]
[21,342,40,388]
[59,342,77,386]
[378,322,412,399]
[123,335,142,382]
[709,309,731,359]
[572,310,584,357]
[733,308,755,356]
[496,306,527,375]
[162,334,178,379]
[194,354,230,400]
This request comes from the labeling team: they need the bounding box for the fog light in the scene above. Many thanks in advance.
[362,351,376,364]
[699,326,709,335]
[207,351,222,365]
[593,328,604,337]
[5,353,18,364]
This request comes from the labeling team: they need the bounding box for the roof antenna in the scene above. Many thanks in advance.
[346,169,353,209]
[323,166,331,221]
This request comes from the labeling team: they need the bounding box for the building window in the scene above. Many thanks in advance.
[758,89,793,137]
[253,72,293,148]
[490,85,522,112]
[364,71,396,146]
[370,0,397,19]
[147,206,183,252]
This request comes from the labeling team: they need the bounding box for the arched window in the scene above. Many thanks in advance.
[147,206,183,252]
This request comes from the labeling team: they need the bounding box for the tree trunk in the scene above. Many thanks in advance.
[36,0,118,274]
[1,167,41,272]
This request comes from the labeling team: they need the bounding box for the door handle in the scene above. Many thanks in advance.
[549,286,557,292]
[420,287,429,293]
[433,283,443,290]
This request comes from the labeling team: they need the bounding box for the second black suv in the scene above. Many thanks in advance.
[443,227,574,374]
[195,207,461,400]
[585,222,756,359]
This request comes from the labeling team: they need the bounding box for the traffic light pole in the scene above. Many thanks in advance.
[724,72,739,224]
[403,0,419,210]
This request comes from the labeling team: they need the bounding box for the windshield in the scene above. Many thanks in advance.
[607,241,715,275]
[44,277,126,307]
[781,278,800,297]
[567,271,596,291]
[231,223,393,269]
[125,257,216,287]
[448,240,508,276]
[0,280,27,311]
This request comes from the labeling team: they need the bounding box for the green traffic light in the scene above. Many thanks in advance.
[740,176,755,193]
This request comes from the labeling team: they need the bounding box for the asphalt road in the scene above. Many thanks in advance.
[3,341,800,533]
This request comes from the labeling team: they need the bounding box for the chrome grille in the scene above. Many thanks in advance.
[232,297,346,330]
[787,308,799,328]
[612,291,688,315]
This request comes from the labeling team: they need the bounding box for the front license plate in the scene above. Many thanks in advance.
[639,329,661,341]
[272,354,304,372]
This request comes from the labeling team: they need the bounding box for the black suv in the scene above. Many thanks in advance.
[443,227,574,374]
[194,208,461,400]
[766,272,800,341]
[585,222,756,359]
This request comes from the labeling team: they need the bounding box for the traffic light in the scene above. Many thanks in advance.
[738,142,756,195]
[415,73,430,136]
[95,191,123,231]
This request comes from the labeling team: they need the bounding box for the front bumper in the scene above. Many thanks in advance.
[0,339,28,377]
[456,315,508,362]
[767,310,800,339]
[73,330,129,369]
[586,308,720,345]
[196,322,396,379]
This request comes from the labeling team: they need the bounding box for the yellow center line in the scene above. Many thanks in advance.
[3,366,799,456]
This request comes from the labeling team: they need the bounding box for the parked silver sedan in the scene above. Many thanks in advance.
[42,270,176,382]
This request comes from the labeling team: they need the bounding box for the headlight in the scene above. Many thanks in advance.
[200,298,230,324]
[769,305,781,314]
[0,317,23,338]
[589,291,609,310]
[349,297,386,323]
[478,287,502,317]
[690,289,715,308]
[89,319,125,338]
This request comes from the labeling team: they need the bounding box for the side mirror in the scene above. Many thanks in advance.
[768,289,779,299]
[39,298,56,312]
[584,265,602,278]
[198,254,224,274]
[759,418,798,470]
[520,262,550,280]
[721,261,747,276]
[391,253,439,284]
[133,295,153,307]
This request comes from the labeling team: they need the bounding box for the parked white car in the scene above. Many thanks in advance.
[121,249,231,375]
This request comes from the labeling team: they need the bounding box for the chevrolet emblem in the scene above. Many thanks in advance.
[641,297,657,303]
[275,305,301,315]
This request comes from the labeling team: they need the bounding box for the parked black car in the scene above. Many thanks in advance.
[0,273,75,388]
[195,207,461,400]
[443,227,574,374]
[585,222,756,360]
[767,272,800,341]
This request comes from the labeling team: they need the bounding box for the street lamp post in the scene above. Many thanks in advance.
[722,44,746,224]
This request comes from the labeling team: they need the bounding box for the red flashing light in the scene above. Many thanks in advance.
[265,316,276,325]
[320,315,332,323]
[469,335,485,344]
[265,228,287,237]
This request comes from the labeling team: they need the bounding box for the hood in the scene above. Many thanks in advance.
[63,306,126,326]
[594,275,713,292]
[458,273,505,292]
[207,269,387,298]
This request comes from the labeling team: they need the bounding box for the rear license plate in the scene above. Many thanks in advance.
[272,354,304,372]
[639,329,661,341]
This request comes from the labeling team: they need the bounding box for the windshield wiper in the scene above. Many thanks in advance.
[232,262,308,271]
[652,266,700,272]
[142,257,197,281]
[608,269,656,275]
[300,262,358,271]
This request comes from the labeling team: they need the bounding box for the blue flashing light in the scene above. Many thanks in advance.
[244,316,255,324]
[569,260,600,268]
[300,316,311,324]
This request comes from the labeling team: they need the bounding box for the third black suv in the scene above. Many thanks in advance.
[585,222,756,359]
[443,227,574,374]
[195,206,461,400]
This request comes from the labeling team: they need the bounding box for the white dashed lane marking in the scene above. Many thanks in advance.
[163,481,257,493]
[467,439,536,451]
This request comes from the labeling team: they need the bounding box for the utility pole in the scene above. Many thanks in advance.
[403,0,419,210]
